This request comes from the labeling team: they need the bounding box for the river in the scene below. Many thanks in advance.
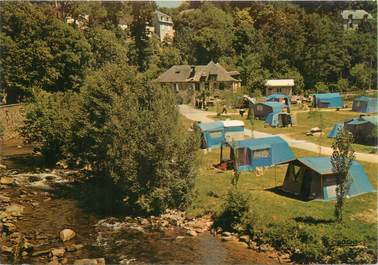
[0,143,280,265]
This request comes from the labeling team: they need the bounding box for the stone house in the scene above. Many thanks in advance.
[154,61,241,93]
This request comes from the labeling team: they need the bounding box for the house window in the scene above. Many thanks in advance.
[252,148,270,159]
[209,74,217,81]
[219,83,225,90]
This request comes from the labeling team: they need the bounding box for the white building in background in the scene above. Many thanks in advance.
[265,79,294,96]
[151,11,175,42]
[65,14,89,29]
[341,10,372,30]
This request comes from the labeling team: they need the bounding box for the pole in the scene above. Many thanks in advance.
[275,166,277,187]
[220,144,223,163]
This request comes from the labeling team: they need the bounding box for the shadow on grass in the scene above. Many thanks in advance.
[265,186,315,202]
[294,216,334,224]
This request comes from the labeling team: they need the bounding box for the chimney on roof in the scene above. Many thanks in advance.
[189,65,196,78]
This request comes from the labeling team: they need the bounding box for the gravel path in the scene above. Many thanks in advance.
[178,105,378,164]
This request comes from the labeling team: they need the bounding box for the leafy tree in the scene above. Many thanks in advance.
[101,1,133,28]
[314,82,329,93]
[350,63,371,90]
[67,63,198,214]
[303,14,350,88]
[237,53,269,94]
[280,68,304,95]
[84,26,129,69]
[129,1,156,71]
[19,90,79,165]
[215,189,250,232]
[336,78,349,92]
[76,2,107,27]
[158,46,185,70]
[0,2,91,103]
[175,2,235,64]
[331,129,355,223]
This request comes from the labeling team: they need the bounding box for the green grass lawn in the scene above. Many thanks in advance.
[212,109,376,153]
[188,146,377,257]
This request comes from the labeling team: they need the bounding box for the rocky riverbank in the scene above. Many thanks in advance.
[0,165,284,264]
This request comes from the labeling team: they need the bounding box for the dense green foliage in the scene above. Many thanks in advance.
[20,63,199,215]
[19,90,79,165]
[331,129,355,223]
[214,189,250,232]
[0,2,92,103]
[4,2,377,262]
[255,220,376,263]
[173,2,376,93]
[1,1,376,102]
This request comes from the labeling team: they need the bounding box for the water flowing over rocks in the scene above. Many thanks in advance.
[0,166,284,265]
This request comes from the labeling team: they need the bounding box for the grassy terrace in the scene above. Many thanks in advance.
[180,113,377,258]
[188,146,377,252]
[212,109,376,153]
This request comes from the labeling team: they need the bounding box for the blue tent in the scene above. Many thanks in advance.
[283,157,374,200]
[265,112,292,127]
[328,123,344,138]
[266,93,291,108]
[263,101,289,113]
[223,136,295,171]
[328,115,377,145]
[197,121,245,149]
[312,93,344,108]
[197,121,225,149]
[352,96,378,113]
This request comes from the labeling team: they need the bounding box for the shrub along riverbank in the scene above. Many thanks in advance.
[187,145,377,263]
[19,64,199,216]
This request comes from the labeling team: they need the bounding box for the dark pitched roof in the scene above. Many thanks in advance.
[154,10,173,24]
[155,65,191,83]
[155,61,239,83]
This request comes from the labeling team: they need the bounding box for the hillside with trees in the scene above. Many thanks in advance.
[0,2,377,264]
[0,1,376,103]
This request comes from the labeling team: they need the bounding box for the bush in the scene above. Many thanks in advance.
[315,82,329,93]
[214,189,250,232]
[20,63,199,215]
[67,63,199,215]
[336,78,349,92]
[19,90,79,165]
[250,220,376,264]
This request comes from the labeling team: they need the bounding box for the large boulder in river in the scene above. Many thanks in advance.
[5,204,24,217]
[51,247,65,257]
[59,229,76,242]
[73,258,105,265]
[0,176,14,185]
